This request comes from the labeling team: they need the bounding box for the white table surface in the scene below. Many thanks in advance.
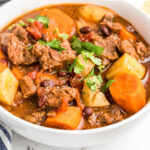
[2,0,149,149]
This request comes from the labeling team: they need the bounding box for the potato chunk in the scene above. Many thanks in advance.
[79,5,114,22]
[0,68,19,105]
[106,53,146,79]
[92,92,110,107]
[82,77,109,107]
[77,54,95,77]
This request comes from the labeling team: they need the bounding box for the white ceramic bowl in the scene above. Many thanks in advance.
[0,0,150,148]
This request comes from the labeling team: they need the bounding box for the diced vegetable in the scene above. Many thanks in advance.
[0,49,8,73]
[92,92,110,107]
[82,76,108,107]
[109,73,146,113]
[44,106,82,130]
[12,67,24,80]
[106,53,146,79]
[0,68,19,105]
[119,25,136,40]
[77,54,95,77]
[79,5,114,22]
[40,8,76,41]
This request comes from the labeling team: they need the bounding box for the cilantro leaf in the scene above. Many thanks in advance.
[18,20,26,27]
[69,58,84,74]
[71,36,82,54]
[8,24,15,30]
[81,51,102,65]
[35,15,49,28]
[39,39,65,52]
[98,65,105,72]
[27,18,35,23]
[86,74,103,91]
[27,45,33,50]
[55,27,68,40]
[71,36,104,56]
[101,79,115,92]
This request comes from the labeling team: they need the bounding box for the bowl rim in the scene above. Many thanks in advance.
[0,0,150,135]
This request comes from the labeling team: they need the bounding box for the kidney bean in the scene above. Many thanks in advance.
[83,106,93,117]
[101,25,110,37]
[38,95,47,107]
[59,70,67,77]
[80,26,92,34]
[41,80,55,88]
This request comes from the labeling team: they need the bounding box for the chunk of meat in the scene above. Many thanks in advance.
[37,86,80,108]
[14,91,24,105]
[134,42,150,60]
[94,34,120,63]
[118,40,139,59]
[20,76,37,98]
[70,74,83,88]
[88,105,123,127]
[10,25,28,43]
[0,33,36,65]
[100,13,122,33]
[33,40,76,72]
[25,110,46,125]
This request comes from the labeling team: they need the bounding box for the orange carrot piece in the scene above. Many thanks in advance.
[44,106,82,130]
[109,73,146,113]
[12,67,24,80]
[119,25,136,40]
[40,8,76,41]
[0,49,8,73]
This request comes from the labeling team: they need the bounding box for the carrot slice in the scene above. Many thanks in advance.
[44,106,82,130]
[12,67,24,80]
[119,25,136,40]
[40,8,76,41]
[109,73,146,113]
[0,49,7,73]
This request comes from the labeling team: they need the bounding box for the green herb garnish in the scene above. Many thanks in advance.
[71,36,104,56]
[69,58,84,74]
[35,15,49,28]
[55,27,68,40]
[39,39,65,52]
[86,74,103,91]
[101,79,115,92]
[27,18,35,23]
[8,24,15,30]
[27,45,33,50]
[18,20,26,27]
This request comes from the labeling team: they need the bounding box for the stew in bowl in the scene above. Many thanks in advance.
[0,3,149,130]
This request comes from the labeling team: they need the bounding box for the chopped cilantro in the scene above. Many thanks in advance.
[69,58,84,74]
[27,18,35,23]
[71,36,104,56]
[55,27,68,40]
[101,79,115,92]
[27,45,33,50]
[98,65,105,72]
[18,20,26,27]
[35,15,49,28]
[8,24,15,30]
[86,74,103,91]
[39,39,65,52]
[81,51,102,66]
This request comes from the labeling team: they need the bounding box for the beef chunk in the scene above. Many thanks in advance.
[32,40,76,72]
[118,40,139,59]
[14,91,24,105]
[25,110,46,125]
[0,33,36,65]
[134,42,150,60]
[88,105,123,127]
[94,34,120,64]
[100,13,122,33]
[20,76,37,98]
[37,86,78,108]
[70,74,83,88]
[10,25,28,43]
